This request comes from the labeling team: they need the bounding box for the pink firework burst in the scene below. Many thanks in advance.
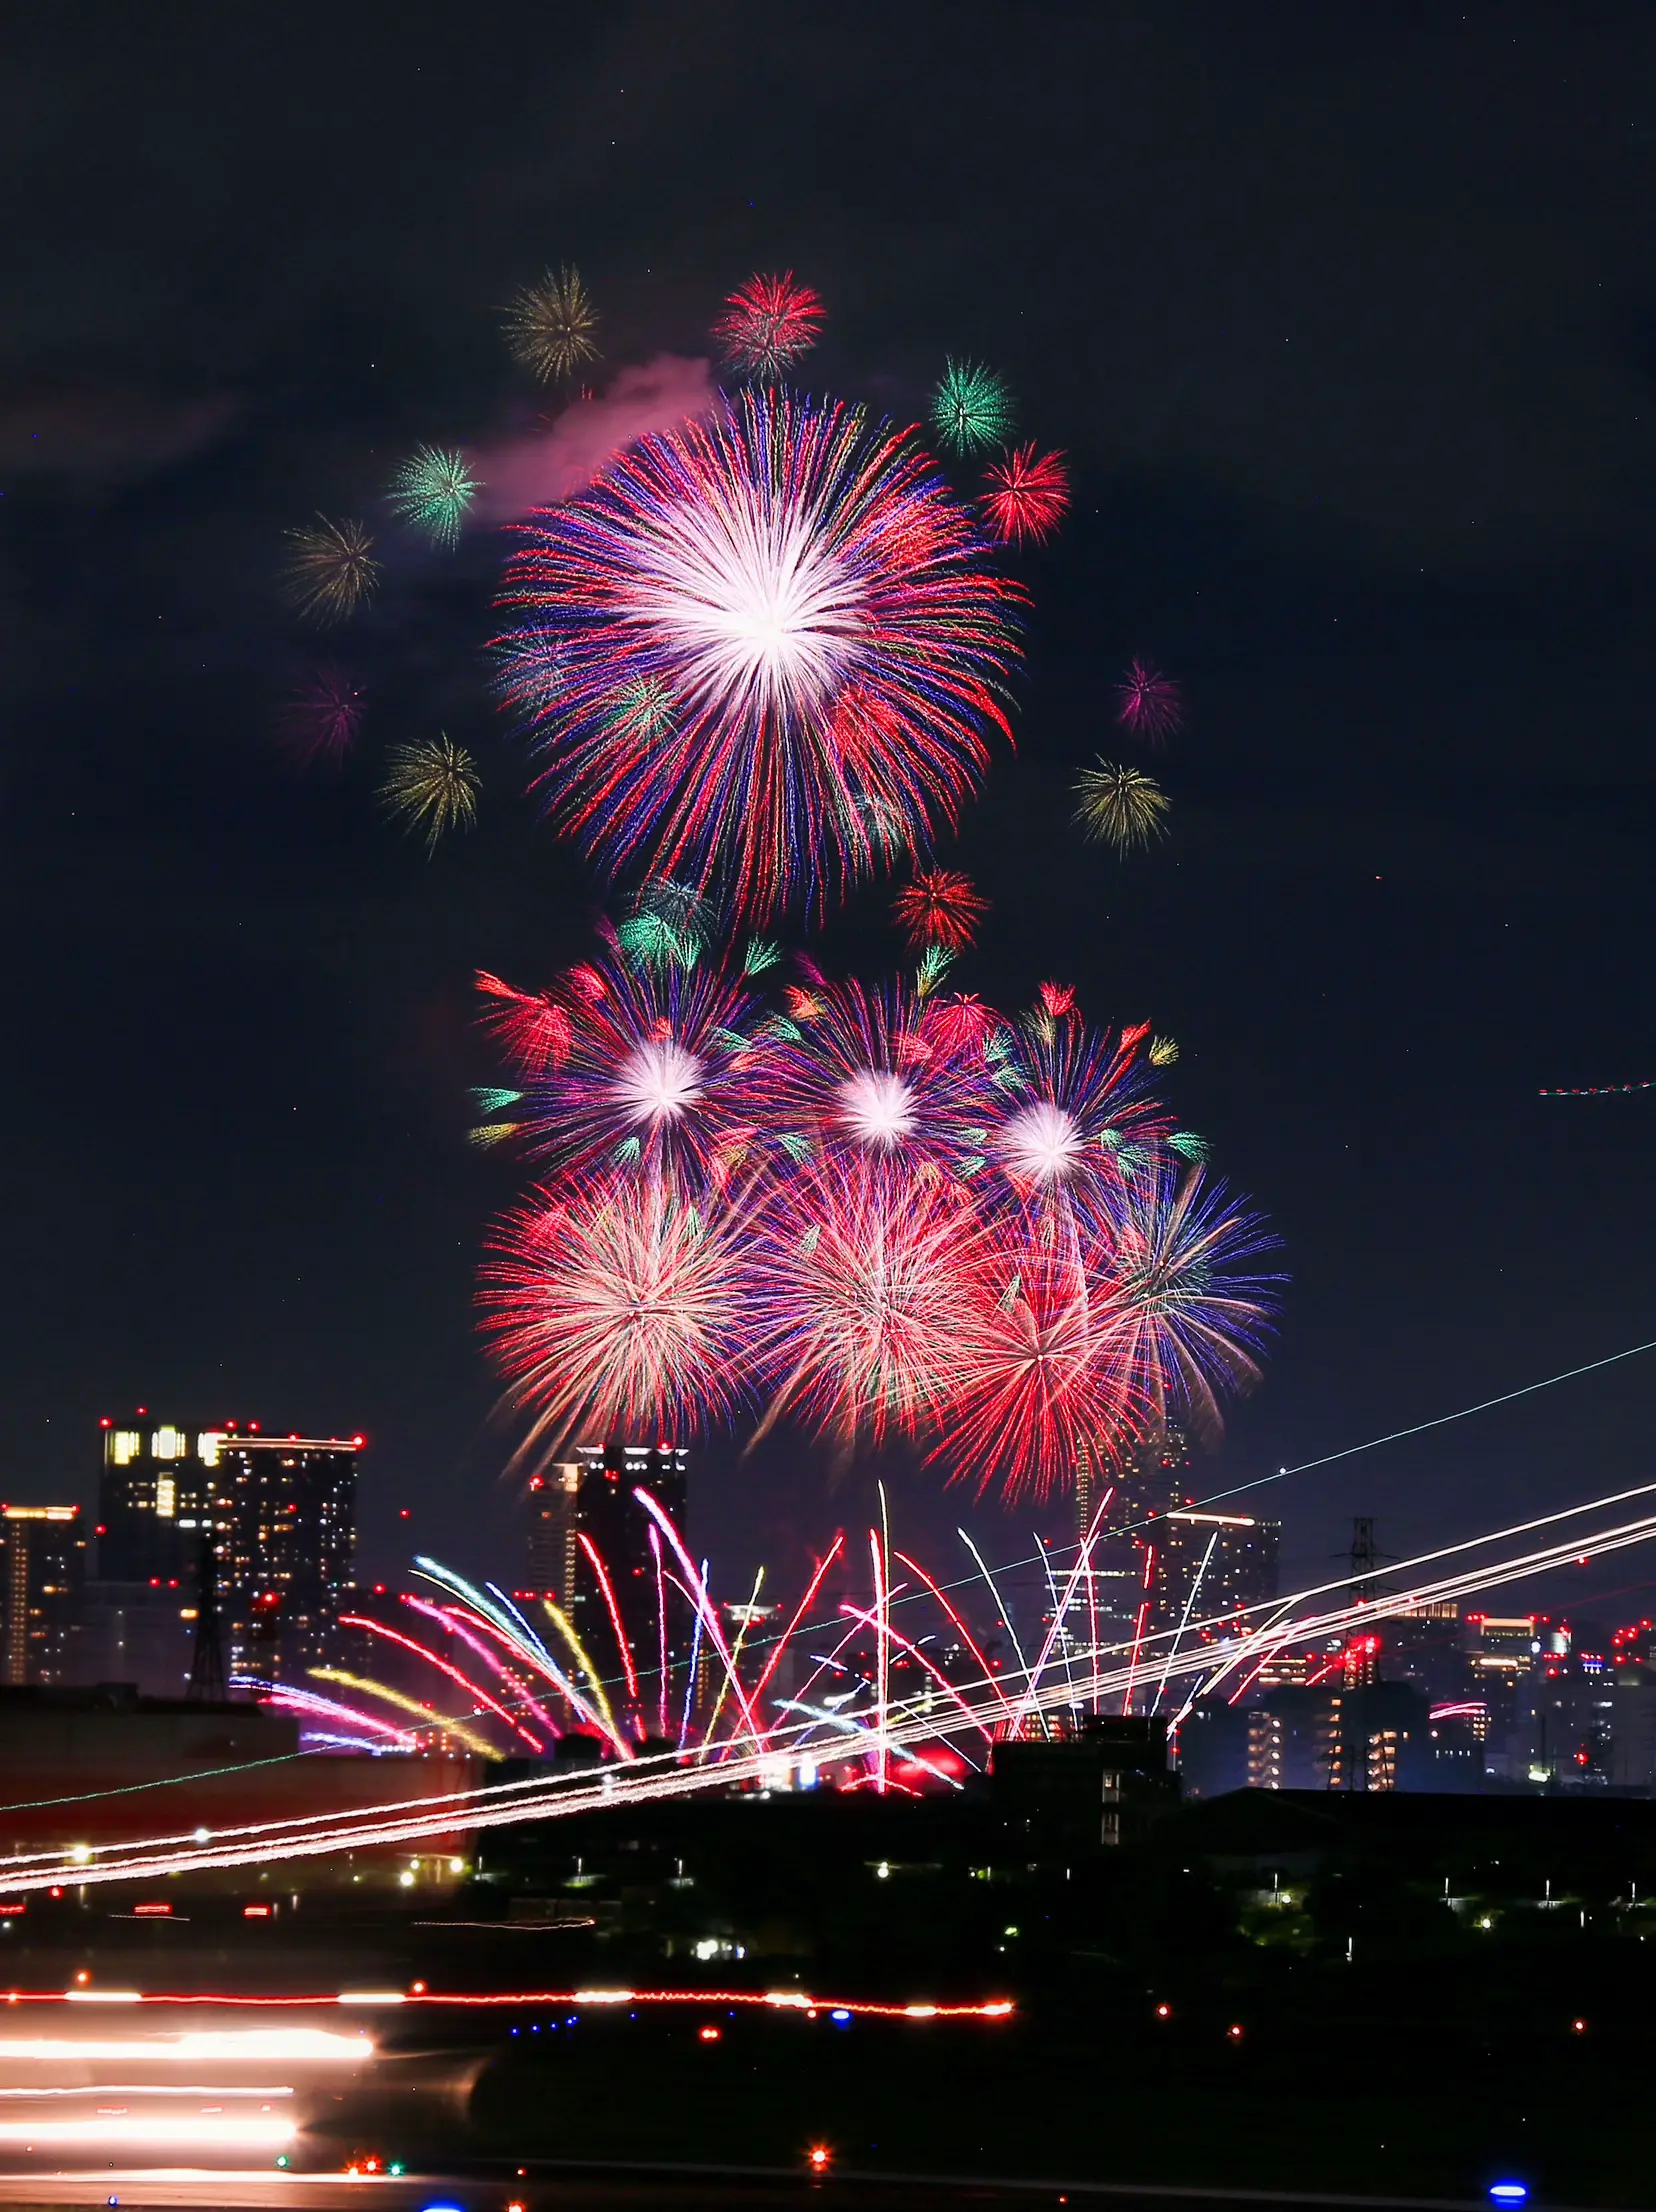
[981,444,1070,546]
[983,1006,1172,1220]
[1115,658,1184,743]
[480,934,763,1191]
[279,666,365,767]
[757,973,983,1167]
[712,271,825,378]
[891,869,990,954]
[481,1174,751,1453]
[748,1155,983,1451]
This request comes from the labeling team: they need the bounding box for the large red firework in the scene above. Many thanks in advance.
[891,869,990,954]
[496,387,1023,922]
[981,445,1070,546]
[937,1217,1146,1503]
[746,1155,983,1451]
[481,1175,752,1454]
[713,271,825,378]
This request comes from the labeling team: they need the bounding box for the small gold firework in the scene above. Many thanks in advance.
[283,515,379,626]
[1148,1034,1180,1067]
[503,264,600,381]
[1073,759,1171,853]
[380,733,481,852]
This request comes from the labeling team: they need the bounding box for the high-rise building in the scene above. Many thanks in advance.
[1151,1509,1280,1645]
[0,1507,86,1686]
[524,1443,690,1734]
[95,1415,360,1686]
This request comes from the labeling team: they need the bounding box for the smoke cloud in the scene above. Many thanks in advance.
[476,354,715,518]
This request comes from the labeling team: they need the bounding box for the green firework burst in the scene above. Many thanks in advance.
[387,445,480,549]
[930,358,1015,455]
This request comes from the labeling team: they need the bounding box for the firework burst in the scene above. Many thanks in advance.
[983,1004,1171,1223]
[891,869,990,954]
[380,733,482,851]
[1115,658,1184,742]
[497,385,1023,921]
[388,444,480,549]
[931,359,1015,455]
[758,973,983,1167]
[981,444,1070,545]
[283,516,379,625]
[279,667,365,767]
[1109,1165,1282,1441]
[481,934,763,1189]
[482,1176,750,1452]
[1074,760,1170,853]
[503,264,600,381]
[748,1155,982,1449]
[940,1222,1143,1503]
[714,271,825,378]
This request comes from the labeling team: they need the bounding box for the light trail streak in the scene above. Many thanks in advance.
[0,2115,297,2147]
[0,1990,1011,2022]
[8,1486,1656,1888]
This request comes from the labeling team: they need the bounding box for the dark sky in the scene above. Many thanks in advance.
[4,3,1656,1618]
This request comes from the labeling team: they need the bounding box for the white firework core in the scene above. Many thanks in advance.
[612,1039,704,1128]
[626,488,867,724]
[834,1071,916,1150]
[999,1101,1084,1185]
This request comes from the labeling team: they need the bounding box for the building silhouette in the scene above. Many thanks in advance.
[0,1506,86,1686]
[95,1413,360,1686]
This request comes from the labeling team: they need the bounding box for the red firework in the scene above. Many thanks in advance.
[937,1218,1146,1503]
[747,1155,983,1450]
[891,869,990,954]
[712,271,825,377]
[279,666,364,767]
[981,444,1070,545]
[1115,658,1184,743]
[480,1174,751,1453]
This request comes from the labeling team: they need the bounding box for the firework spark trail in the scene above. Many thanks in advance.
[338,1616,544,1753]
[636,1489,766,1749]
[308,1668,494,1759]
[14,1499,1656,1890]
[1150,1529,1219,1713]
[1539,1079,1656,1095]
[496,386,1023,921]
[248,1683,415,1750]
[577,1533,641,1707]
[404,1599,562,1740]
[539,1596,630,1755]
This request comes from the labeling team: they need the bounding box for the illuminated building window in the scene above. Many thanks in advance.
[110,1431,142,1466]
[151,1426,189,1461]
[155,1478,176,1519]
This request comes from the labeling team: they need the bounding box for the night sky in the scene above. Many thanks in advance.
[5,4,1656,1615]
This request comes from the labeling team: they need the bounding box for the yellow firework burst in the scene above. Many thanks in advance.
[1073,759,1171,852]
[380,734,481,852]
[282,515,379,625]
[503,264,600,381]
